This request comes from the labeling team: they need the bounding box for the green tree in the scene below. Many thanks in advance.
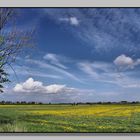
[0,68,9,93]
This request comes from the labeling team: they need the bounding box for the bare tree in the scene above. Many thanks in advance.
[0,8,34,92]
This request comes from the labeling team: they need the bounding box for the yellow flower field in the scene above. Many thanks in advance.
[0,104,140,132]
[25,104,140,117]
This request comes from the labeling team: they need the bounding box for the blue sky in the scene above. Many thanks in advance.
[2,8,140,103]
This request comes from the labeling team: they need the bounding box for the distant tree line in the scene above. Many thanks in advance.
[0,101,140,105]
[0,101,43,105]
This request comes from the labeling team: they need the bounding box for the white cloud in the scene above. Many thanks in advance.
[114,54,133,67]
[14,78,44,93]
[59,17,79,26]
[43,53,67,69]
[14,77,77,94]
[69,17,79,25]
[114,54,140,70]
[45,84,66,94]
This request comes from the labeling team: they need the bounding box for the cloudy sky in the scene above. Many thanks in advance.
[2,8,140,103]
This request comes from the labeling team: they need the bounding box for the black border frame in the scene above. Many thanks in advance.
[0,7,140,135]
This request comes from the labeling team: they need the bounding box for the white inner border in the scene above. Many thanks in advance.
[0,135,140,140]
[1,0,140,7]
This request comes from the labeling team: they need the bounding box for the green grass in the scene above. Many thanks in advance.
[0,104,140,132]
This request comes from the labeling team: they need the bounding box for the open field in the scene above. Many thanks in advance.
[0,104,140,132]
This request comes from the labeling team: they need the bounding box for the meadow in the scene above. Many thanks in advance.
[0,104,140,132]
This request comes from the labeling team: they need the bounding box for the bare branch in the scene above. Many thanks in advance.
[0,8,35,92]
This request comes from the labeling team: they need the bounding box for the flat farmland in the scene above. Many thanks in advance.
[0,104,140,132]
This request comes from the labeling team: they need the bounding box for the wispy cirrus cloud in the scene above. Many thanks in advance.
[26,58,83,83]
[10,53,140,92]
[43,53,68,69]
[44,8,140,54]
[7,65,62,79]
[77,60,140,89]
